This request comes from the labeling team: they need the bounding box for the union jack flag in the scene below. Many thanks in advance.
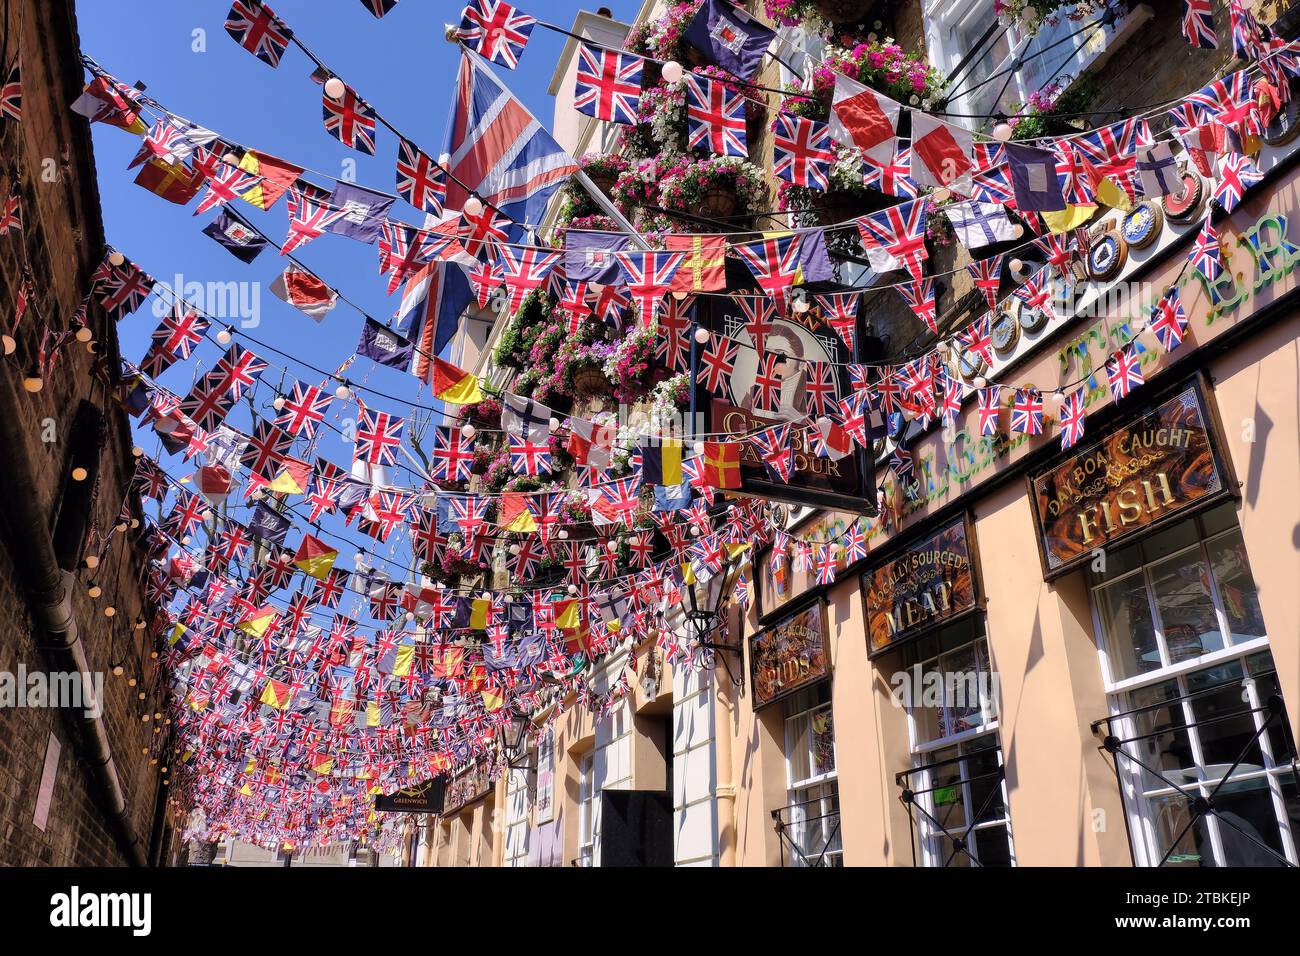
[395,139,446,215]
[430,426,477,482]
[240,419,293,484]
[857,198,929,283]
[863,141,918,199]
[1,62,20,122]
[597,477,640,525]
[844,523,867,563]
[211,343,267,402]
[167,489,210,540]
[749,423,794,482]
[1105,344,1144,401]
[457,0,536,69]
[1010,388,1043,436]
[1214,151,1263,213]
[1059,389,1086,449]
[956,313,995,368]
[1189,218,1224,282]
[354,405,405,466]
[150,301,208,364]
[815,292,858,350]
[684,74,747,158]
[573,43,643,125]
[225,1,293,68]
[1182,0,1218,50]
[890,445,913,482]
[614,250,685,327]
[733,234,801,315]
[1182,71,1260,142]
[94,257,154,319]
[449,495,490,535]
[735,295,775,356]
[1229,0,1265,61]
[178,372,236,432]
[360,0,399,17]
[497,245,560,314]
[275,380,332,438]
[470,260,505,310]
[751,353,785,414]
[803,361,837,418]
[895,279,937,334]
[323,84,377,155]
[1073,118,1148,198]
[938,366,963,427]
[0,185,20,235]
[1011,267,1057,321]
[379,222,451,295]
[508,435,551,476]
[1149,286,1189,352]
[306,460,346,521]
[967,256,1003,311]
[193,151,263,217]
[773,112,832,190]
[697,333,739,397]
[456,204,511,261]
[970,164,1016,207]
[282,187,347,255]
[814,545,838,585]
[656,295,691,371]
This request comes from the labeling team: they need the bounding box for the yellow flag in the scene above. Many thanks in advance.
[1095,176,1132,212]
[469,598,490,630]
[1041,204,1096,234]
[169,623,187,646]
[367,702,382,727]
[392,644,415,678]
[555,600,580,630]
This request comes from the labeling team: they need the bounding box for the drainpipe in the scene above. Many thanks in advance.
[0,373,147,866]
[712,603,741,867]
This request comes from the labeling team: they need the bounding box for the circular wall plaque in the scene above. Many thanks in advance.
[1163,170,1205,224]
[1086,231,1128,282]
[990,309,1020,355]
[1122,201,1164,249]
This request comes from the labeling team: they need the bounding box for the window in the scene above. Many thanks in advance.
[775,24,826,91]
[577,751,596,867]
[1091,503,1300,866]
[904,617,1014,866]
[783,683,843,866]
[924,0,1127,128]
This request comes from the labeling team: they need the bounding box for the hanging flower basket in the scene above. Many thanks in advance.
[812,0,876,25]
[699,185,740,221]
[658,155,768,231]
[574,363,612,398]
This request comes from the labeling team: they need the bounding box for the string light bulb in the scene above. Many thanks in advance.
[460,423,475,440]
[972,376,988,389]
[694,327,710,344]
[107,251,126,267]
[335,382,352,401]
[75,324,93,343]
[273,396,286,412]
[71,466,88,482]
[84,554,100,570]
[22,367,43,393]
[216,327,233,346]
[324,76,347,100]
[463,195,484,218]
[993,122,1013,142]
[2,334,14,356]
[661,60,684,84]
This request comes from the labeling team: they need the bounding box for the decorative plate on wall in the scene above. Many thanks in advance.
[1122,200,1164,249]
[1163,169,1205,224]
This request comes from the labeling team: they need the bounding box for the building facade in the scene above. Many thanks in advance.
[420,0,1300,868]
[0,0,177,866]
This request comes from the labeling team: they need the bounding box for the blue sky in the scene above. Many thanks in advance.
[75,0,637,582]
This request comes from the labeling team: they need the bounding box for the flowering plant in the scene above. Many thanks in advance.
[601,324,658,402]
[457,395,502,428]
[1006,75,1097,140]
[555,153,631,226]
[781,39,942,119]
[626,0,701,63]
[632,80,688,154]
[658,155,769,219]
[994,1,1112,36]
[613,153,678,212]
[763,0,826,28]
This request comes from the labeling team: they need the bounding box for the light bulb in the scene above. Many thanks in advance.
[508,544,520,556]
[273,396,286,412]
[558,529,569,540]
[23,370,43,393]
[354,552,365,564]
[131,446,144,458]
[672,290,688,301]
[607,540,619,553]
[694,327,710,344]
[84,554,99,570]
[2,334,15,356]
[993,123,1013,142]
[112,664,124,677]
[932,187,951,203]
[324,76,347,100]
[548,417,560,431]
[104,606,116,617]
[405,611,416,621]
[438,152,451,166]
[460,423,476,440]
[693,441,704,456]
[937,340,952,357]
[661,60,684,84]
[567,583,577,595]
[973,376,988,389]
[72,467,88,482]
[1011,224,1025,239]
[75,325,93,343]
[792,293,810,313]
[335,383,351,401]
[107,251,126,267]
[1009,258,1024,276]
[216,328,232,345]
[463,196,484,218]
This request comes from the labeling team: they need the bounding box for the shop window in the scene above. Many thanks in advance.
[1091,503,1300,867]
[924,0,1128,128]
[577,751,596,867]
[901,619,1014,866]
[776,683,842,866]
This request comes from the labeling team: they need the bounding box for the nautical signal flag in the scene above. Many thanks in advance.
[237,606,278,638]
[498,493,538,533]
[639,440,684,487]
[236,149,303,210]
[260,678,295,710]
[293,534,338,580]
[432,357,483,404]
[134,159,205,205]
[701,441,742,489]
[265,456,311,495]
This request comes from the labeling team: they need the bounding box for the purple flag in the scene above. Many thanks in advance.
[356,317,415,369]
[326,181,395,244]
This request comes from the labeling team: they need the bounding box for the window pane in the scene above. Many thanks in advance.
[811,706,836,778]
[1127,680,1196,793]
[1187,662,1265,773]
[1200,501,1238,537]
[912,658,945,745]
[1142,518,1200,563]
[1099,574,1161,680]
[964,745,1007,821]
[1149,550,1225,663]
[1213,778,1288,866]
[973,825,1013,867]
[1146,792,1211,866]
[787,712,812,784]
[941,644,983,737]
[1205,531,1266,643]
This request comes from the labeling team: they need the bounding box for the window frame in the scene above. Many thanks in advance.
[1090,511,1299,867]
[783,687,843,866]
[577,750,596,868]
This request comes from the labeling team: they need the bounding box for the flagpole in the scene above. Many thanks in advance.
[570,171,653,252]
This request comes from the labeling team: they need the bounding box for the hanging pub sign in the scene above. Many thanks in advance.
[441,759,493,815]
[748,600,830,709]
[374,777,446,814]
[860,513,980,658]
[695,295,877,516]
[1028,376,1234,579]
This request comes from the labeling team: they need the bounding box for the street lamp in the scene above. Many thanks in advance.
[681,544,747,690]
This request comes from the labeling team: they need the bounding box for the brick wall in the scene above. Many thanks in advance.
[0,0,170,866]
